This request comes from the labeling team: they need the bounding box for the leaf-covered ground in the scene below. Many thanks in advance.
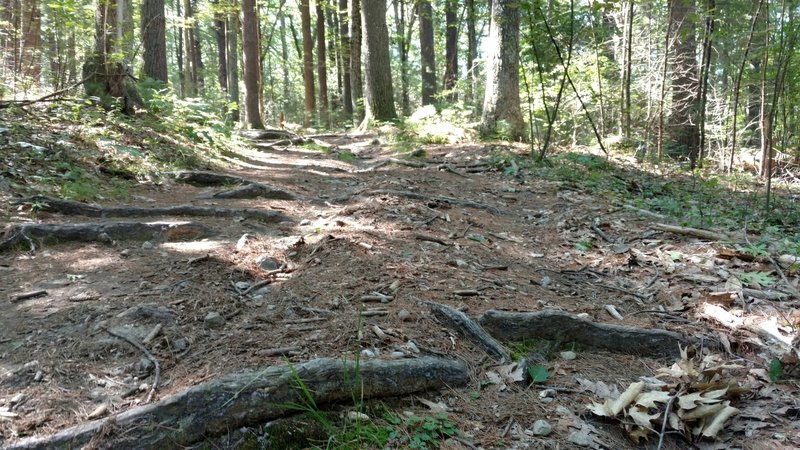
[1,116,799,449]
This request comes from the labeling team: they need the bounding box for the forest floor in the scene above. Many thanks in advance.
[1,120,800,449]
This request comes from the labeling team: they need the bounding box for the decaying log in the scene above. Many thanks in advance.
[427,302,510,362]
[367,189,502,215]
[210,183,295,200]
[239,128,301,141]
[0,221,214,252]
[19,196,291,222]
[171,170,246,186]
[5,356,469,450]
[479,309,692,358]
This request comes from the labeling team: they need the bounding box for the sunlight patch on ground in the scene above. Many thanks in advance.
[160,239,228,253]
[68,254,118,272]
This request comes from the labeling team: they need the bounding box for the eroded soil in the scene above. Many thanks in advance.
[1,134,799,449]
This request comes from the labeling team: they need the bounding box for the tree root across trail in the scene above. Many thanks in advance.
[19,196,292,222]
[0,221,214,252]
[6,356,469,450]
[171,170,296,200]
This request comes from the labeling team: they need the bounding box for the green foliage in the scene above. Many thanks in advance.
[736,271,775,288]
[528,365,550,384]
[769,358,783,383]
[388,413,459,450]
[736,242,769,257]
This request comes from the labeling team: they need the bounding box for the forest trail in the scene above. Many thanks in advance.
[1,134,798,449]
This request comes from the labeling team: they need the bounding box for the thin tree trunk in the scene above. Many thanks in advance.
[622,0,634,137]
[213,1,228,91]
[280,11,291,114]
[338,0,352,119]
[300,0,316,126]
[20,0,41,81]
[656,1,673,160]
[349,0,363,120]
[393,0,410,116]
[175,0,185,96]
[226,12,240,122]
[443,0,458,102]
[728,0,765,171]
[360,0,396,122]
[316,1,329,126]
[419,0,436,105]
[697,0,715,164]
[466,0,477,108]
[327,5,340,109]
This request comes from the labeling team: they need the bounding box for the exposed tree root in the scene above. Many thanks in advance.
[19,196,291,222]
[171,170,246,186]
[209,183,295,200]
[0,221,215,252]
[479,309,693,357]
[366,189,503,215]
[6,356,469,450]
[426,302,510,362]
[239,128,303,141]
[170,171,295,199]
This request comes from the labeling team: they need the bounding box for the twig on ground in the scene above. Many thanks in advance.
[655,390,680,450]
[103,328,160,404]
[591,224,614,243]
[10,290,48,303]
[240,279,273,296]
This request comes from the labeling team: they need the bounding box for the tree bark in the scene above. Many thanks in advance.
[182,0,197,95]
[338,0,353,118]
[443,0,458,102]
[668,0,700,162]
[316,1,329,126]
[393,0,410,116]
[175,0,185,96]
[480,0,525,140]
[141,0,168,84]
[349,0,363,120]
[20,0,41,80]
[300,0,315,126]
[418,0,436,105]
[212,1,228,91]
[280,11,291,114]
[360,0,396,122]
[241,0,264,128]
[697,0,715,164]
[465,0,477,107]
[226,12,240,122]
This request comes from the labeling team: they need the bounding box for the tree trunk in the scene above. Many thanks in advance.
[141,0,168,83]
[338,0,353,118]
[697,0,714,165]
[20,0,41,80]
[316,1,329,126]
[620,0,633,138]
[668,0,700,162]
[175,0,185,96]
[443,0,458,102]
[190,0,204,92]
[327,5,340,110]
[480,0,524,140]
[393,0,410,116]
[213,1,228,91]
[182,0,196,96]
[466,0,477,107]
[349,0,363,120]
[418,0,436,105]
[360,0,396,122]
[241,0,264,128]
[226,12,240,122]
[300,0,315,126]
[280,11,291,114]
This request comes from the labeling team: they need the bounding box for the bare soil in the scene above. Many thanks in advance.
[1,134,798,449]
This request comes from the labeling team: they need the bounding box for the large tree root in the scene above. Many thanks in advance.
[427,302,510,362]
[239,128,303,141]
[170,171,295,200]
[479,309,693,358]
[366,189,503,215]
[19,196,292,222]
[0,221,215,252]
[6,356,469,450]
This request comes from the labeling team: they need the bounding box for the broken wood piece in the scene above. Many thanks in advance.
[261,346,301,356]
[9,290,47,303]
[697,303,743,329]
[0,222,215,253]
[240,279,272,296]
[454,289,480,297]
[479,309,692,357]
[103,328,160,404]
[187,254,209,264]
[142,324,163,345]
[438,164,469,178]
[605,304,624,321]
[426,301,510,362]
[414,233,450,246]
[742,288,789,301]
[372,325,388,340]
[5,357,469,450]
[651,223,728,242]
[361,309,389,317]
[19,196,291,223]
[622,204,668,221]
[591,224,614,243]
[360,292,393,303]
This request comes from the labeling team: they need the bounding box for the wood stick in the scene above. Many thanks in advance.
[103,328,160,404]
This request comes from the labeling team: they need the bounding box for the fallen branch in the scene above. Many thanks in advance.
[426,302,510,362]
[103,328,160,404]
[479,309,692,357]
[651,223,729,242]
[0,221,214,252]
[6,356,469,450]
[0,74,92,109]
[19,196,291,223]
[9,290,48,303]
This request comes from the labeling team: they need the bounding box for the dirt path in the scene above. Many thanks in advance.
[1,134,797,448]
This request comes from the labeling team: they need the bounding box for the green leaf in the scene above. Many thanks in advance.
[528,364,549,383]
[575,241,592,252]
[769,358,783,383]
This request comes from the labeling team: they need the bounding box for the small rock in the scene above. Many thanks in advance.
[138,383,149,392]
[133,357,154,377]
[234,281,251,291]
[531,419,552,436]
[257,256,280,271]
[405,341,420,353]
[397,309,412,321]
[204,312,225,328]
[541,276,552,287]
[556,406,572,417]
[10,393,25,405]
[141,241,155,250]
[87,403,109,419]
[390,351,405,359]
[454,259,468,267]
[560,351,577,360]
[33,371,43,382]
[299,219,311,226]
[539,389,556,399]
[346,411,370,421]
[98,232,112,243]
[120,249,130,257]
[253,287,270,296]
[576,313,590,320]
[173,338,188,353]
[370,138,381,145]
[360,349,376,359]
[410,148,425,157]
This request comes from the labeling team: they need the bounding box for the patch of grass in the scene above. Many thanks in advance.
[336,150,357,163]
[302,141,329,152]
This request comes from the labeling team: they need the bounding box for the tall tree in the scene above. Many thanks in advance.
[20,0,41,80]
[480,0,524,140]
[338,0,352,118]
[697,0,715,164]
[418,0,436,105]
[360,0,396,122]
[620,0,634,138]
[443,0,458,102]
[465,0,477,107]
[300,0,315,126]
[141,0,168,83]
[226,10,240,122]
[349,0,363,120]
[393,0,410,115]
[212,1,228,91]
[316,0,329,126]
[668,0,700,162]
[241,0,264,128]
[182,0,200,95]
[280,10,291,114]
